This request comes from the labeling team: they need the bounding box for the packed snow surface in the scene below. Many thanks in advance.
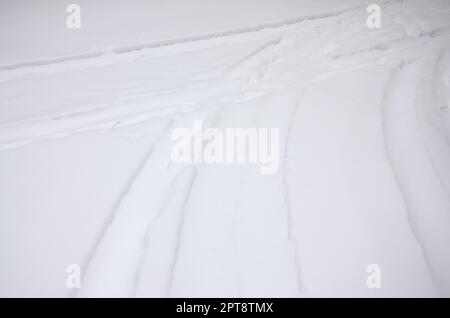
[0,0,450,297]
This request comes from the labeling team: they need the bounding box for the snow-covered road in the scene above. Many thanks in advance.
[1,0,450,297]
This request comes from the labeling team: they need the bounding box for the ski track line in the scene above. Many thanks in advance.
[432,49,450,148]
[133,166,197,297]
[416,52,450,201]
[0,1,398,74]
[0,1,432,152]
[281,95,307,297]
[0,91,226,151]
[158,108,223,297]
[75,119,174,297]
[83,107,218,297]
[164,169,198,298]
[0,105,180,151]
[380,63,449,296]
[429,48,450,200]
[166,106,234,297]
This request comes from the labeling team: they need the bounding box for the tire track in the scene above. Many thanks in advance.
[0,2,391,73]
[380,62,450,296]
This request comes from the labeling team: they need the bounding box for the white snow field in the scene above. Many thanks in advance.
[0,0,450,297]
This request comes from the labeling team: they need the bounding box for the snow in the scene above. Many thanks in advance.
[0,0,450,297]
[0,0,379,67]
